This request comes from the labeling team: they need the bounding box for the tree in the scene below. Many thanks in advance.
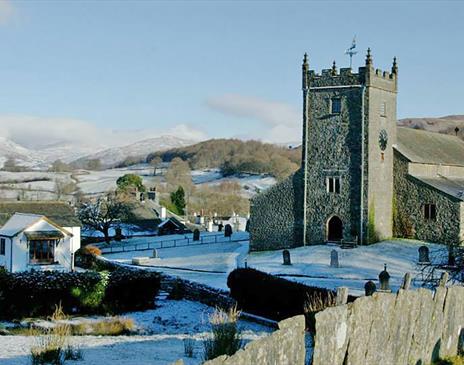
[170,186,186,215]
[78,193,134,243]
[54,179,76,200]
[165,158,192,191]
[49,159,72,172]
[116,174,145,192]
[86,159,102,171]
[150,157,162,176]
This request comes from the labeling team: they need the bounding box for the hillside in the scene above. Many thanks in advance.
[146,139,301,180]
[398,115,464,138]
[72,135,196,169]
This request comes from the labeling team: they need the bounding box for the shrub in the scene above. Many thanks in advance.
[104,268,161,312]
[0,268,160,319]
[203,306,242,361]
[75,245,103,270]
[227,268,353,331]
[167,278,186,300]
[71,317,134,336]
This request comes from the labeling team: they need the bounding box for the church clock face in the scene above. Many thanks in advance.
[379,129,388,151]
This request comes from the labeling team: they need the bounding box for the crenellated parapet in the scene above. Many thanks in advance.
[302,48,398,92]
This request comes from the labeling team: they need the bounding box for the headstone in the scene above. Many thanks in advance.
[378,264,391,292]
[193,229,200,241]
[152,249,158,258]
[330,249,339,268]
[224,224,232,237]
[218,223,223,232]
[207,221,213,232]
[448,247,456,266]
[160,207,167,219]
[115,227,122,241]
[364,280,376,296]
[418,246,430,264]
[282,249,291,265]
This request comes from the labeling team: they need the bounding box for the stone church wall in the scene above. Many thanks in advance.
[249,170,303,251]
[393,150,462,244]
[312,286,464,365]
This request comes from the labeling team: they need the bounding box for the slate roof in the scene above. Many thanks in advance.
[0,213,43,237]
[396,127,464,166]
[0,201,81,228]
[412,175,464,202]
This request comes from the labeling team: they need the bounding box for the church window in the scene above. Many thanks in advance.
[424,204,437,221]
[380,102,387,117]
[0,238,4,255]
[327,177,341,194]
[331,98,341,114]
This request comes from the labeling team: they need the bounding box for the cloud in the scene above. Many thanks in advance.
[0,115,207,150]
[0,0,15,25]
[206,93,301,142]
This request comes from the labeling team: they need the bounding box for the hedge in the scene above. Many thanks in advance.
[0,267,160,319]
[227,268,356,331]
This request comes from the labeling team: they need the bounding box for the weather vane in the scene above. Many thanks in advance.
[345,36,357,69]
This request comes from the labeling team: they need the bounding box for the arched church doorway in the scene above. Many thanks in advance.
[327,216,343,242]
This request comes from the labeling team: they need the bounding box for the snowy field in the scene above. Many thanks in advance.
[0,299,272,365]
[103,236,444,295]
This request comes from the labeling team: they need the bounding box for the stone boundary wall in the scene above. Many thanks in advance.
[313,286,464,365]
[172,315,306,365]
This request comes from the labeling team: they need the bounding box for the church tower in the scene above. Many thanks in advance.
[301,50,398,244]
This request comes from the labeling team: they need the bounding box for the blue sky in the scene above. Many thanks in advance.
[0,0,462,147]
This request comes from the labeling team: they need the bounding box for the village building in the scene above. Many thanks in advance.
[250,50,464,251]
[0,201,81,272]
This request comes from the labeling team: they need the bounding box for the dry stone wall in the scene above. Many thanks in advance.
[172,315,306,365]
[313,286,464,365]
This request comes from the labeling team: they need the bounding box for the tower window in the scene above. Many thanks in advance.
[380,102,387,117]
[0,238,5,255]
[331,98,341,114]
[424,204,437,221]
[327,177,341,194]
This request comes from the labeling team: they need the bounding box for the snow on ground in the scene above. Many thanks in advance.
[103,234,445,296]
[0,299,272,365]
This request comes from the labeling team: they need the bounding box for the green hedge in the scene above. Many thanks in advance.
[0,268,160,319]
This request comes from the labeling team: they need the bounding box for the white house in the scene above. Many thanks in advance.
[0,202,81,272]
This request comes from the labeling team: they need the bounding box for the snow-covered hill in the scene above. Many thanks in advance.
[72,135,196,168]
[0,135,196,169]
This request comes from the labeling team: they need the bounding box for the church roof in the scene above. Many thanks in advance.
[412,175,464,202]
[396,127,464,167]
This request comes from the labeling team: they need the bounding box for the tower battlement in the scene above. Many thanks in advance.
[303,49,398,92]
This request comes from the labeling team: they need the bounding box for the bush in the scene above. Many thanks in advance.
[203,306,242,361]
[0,268,161,319]
[104,268,161,312]
[75,245,103,270]
[227,268,353,331]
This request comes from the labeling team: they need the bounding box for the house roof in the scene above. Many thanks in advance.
[411,175,464,202]
[158,217,184,229]
[0,213,72,238]
[396,127,464,167]
[0,201,81,228]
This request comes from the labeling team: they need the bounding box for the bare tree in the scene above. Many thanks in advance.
[77,193,134,243]
[150,157,162,176]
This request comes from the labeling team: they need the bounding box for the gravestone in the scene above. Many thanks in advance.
[152,249,158,258]
[282,249,291,265]
[378,264,391,292]
[115,227,122,241]
[224,224,232,237]
[218,223,224,232]
[418,246,430,264]
[330,250,339,268]
[364,280,376,296]
[193,229,200,241]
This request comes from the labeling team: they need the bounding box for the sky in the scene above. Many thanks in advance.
[0,0,462,149]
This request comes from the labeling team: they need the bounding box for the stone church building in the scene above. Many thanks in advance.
[250,50,464,251]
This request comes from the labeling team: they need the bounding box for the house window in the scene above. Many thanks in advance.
[424,204,437,221]
[327,177,341,194]
[0,238,5,255]
[29,240,56,264]
[331,98,341,114]
[380,102,387,117]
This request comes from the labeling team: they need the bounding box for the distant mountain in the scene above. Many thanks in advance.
[398,115,464,138]
[0,137,42,168]
[72,135,197,168]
